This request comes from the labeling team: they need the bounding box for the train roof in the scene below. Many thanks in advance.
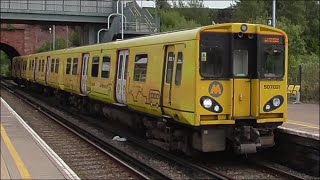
[16,23,287,58]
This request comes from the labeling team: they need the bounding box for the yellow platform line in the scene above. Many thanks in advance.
[286,121,319,130]
[1,124,32,180]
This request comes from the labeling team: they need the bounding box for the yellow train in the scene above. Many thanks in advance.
[12,23,288,154]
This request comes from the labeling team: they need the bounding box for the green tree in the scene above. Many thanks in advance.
[175,8,217,26]
[70,27,81,47]
[159,10,200,32]
[304,0,320,54]
[232,0,268,22]
[277,1,307,27]
[173,0,204,8]
[156,0,171,10]
[0,51,11,77]
[36,38,67,53]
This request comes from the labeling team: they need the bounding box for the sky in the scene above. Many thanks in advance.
[137,0,235,9]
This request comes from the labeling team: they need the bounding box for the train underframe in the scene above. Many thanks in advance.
[20,80,280,154]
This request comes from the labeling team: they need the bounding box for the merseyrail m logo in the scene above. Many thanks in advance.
[208,81,223,98]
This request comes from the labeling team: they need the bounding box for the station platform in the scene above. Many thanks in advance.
[1,98,79,179]
[280,103,319,140]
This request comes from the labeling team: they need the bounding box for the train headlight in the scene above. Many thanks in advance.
[263,95,284,112]
[203,98,213,108]
[266,105,271,110]
[214,105,220,112]
[273,98,281,107]
[241,24,248,32]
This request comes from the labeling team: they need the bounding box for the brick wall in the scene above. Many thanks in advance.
[1,24,73,56]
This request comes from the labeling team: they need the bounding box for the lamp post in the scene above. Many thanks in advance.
[272,0,276,27]
[49,27,52,51]
[52,25,56,50]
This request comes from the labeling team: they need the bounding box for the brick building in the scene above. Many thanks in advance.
[0,23,73,59]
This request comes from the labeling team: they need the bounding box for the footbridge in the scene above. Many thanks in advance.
[1,0,159,44]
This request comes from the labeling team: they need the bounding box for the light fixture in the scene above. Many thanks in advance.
[203,98,213,108]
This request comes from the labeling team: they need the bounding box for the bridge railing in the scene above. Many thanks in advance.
[1,0,113,15]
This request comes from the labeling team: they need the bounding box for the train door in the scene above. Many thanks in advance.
[115,50,129,104]
[45,56,51,85]
[34,57,38,82]
[162,45,175,109]
[81,54,90,95]
[233,49,251,117]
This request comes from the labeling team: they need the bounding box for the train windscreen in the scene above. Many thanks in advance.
[199,33,230,79]
[259,36,285,79]
[199,33,285,80]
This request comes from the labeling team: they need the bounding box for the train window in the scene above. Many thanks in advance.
[124,55,129,80]
[91,56,99,77]
[175,52,183,85]
[200,46,222,77]
[166,52,175,84]
[72,58,78,75]
[66,58,72,74]
[35,58,38,71]
[41,60,45,72]
[38,59,41,72]
[134,54,148,82]
[118,55,123,79]
[51,59,55,72]
[55,59,59,73]
[262,48,284,78]
[233,50,248,77]
[101,56,111,78]
[32,60,35,70]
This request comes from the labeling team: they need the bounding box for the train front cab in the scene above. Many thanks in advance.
[194,24,288,154]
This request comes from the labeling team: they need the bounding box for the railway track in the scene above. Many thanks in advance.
[1,81,169,180]
[1,80,229,179]
[1,79,309,180]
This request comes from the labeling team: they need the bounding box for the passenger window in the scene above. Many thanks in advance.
[38,59,41,72]
[55,59,59,73]
[34,59,37,71]
[91,56,99,77]
[72,58,78,75]
[166,52,174,84]
[200,46,223,77]
[175,52,183,85]
[66,58,72,74]
[233,50,248,77]
[134,54,148,82]
[32,60,35,70]
[41,59,45,72]
[118,55,123,79]
[51,59,55,72]
[101,56,111,78]
[124,55,129,80]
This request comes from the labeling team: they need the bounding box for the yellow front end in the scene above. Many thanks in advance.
[191,23,288,153]
[194,23,288,126]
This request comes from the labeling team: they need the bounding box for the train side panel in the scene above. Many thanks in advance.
[48,54,61,89]
[126,44,163,117]
[161,41,197,125]
[35,55,47,85]
[63,53,81,94]
[88,49,116,104]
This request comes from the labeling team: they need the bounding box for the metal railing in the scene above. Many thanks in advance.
[1,0,113,15]
[126,1,158,33]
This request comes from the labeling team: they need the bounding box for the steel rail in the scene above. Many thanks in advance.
[247,158,305,180]
[1,81,171,180]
